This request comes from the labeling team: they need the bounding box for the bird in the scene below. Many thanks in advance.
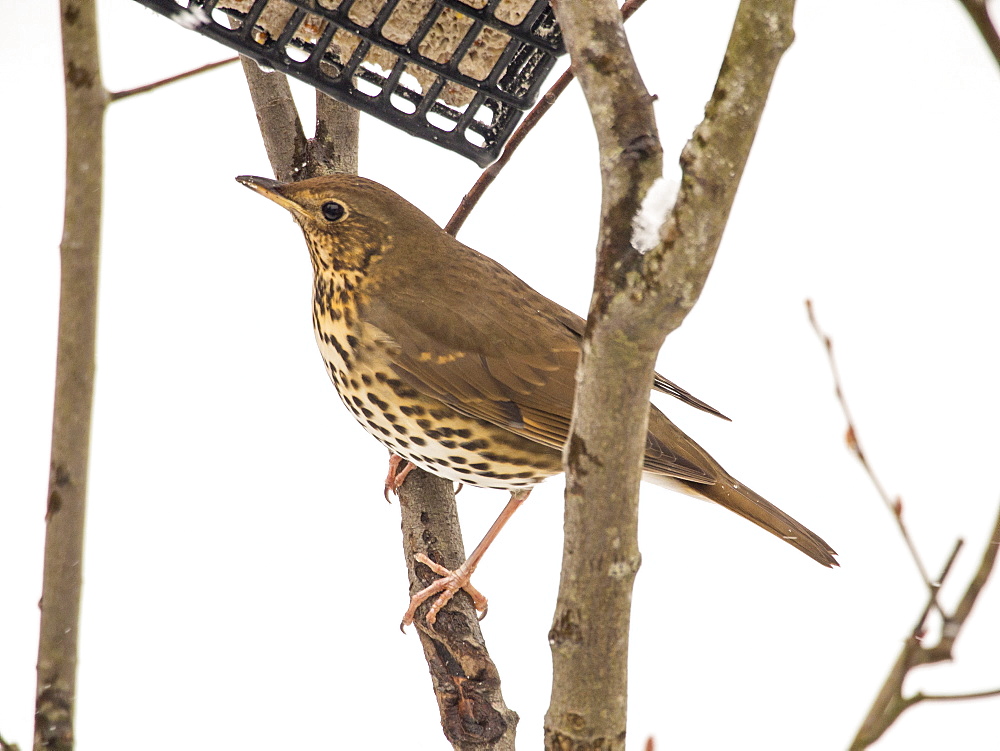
[236,173,838,626]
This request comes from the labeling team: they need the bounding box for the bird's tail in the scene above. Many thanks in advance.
[700,479,838,567]
[645,470,839,567]
[642,407,838,567]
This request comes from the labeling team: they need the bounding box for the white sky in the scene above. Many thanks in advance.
[3,1,1000,749]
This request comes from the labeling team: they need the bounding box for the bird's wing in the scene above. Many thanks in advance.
[551,308,729,420]
[651,375,730,421]
[362,245,714,484]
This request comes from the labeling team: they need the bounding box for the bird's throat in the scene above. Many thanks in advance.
[312,272,363,383]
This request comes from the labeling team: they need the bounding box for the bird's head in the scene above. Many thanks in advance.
[236,174,438,275]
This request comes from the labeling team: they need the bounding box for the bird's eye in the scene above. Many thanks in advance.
[321,201,346,222]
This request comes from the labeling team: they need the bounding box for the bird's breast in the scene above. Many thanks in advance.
[310,284,561,491]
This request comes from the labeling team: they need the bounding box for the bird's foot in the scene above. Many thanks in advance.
[383,454,414,501]
[400,553,487,630]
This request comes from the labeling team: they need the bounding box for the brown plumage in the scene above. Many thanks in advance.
[237,173,837,624]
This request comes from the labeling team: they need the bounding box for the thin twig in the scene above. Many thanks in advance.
[913,539,963,644]
[849,499,1000,749]
[928,496,1000,657]
[916,687,1000,702]
[808,302,1000,746]
[805,300,938,597]
[849,538,963,749]
[910,539,962,642]
[445,0,650,236]
[109,57,238,101]
[956,0,1000,70]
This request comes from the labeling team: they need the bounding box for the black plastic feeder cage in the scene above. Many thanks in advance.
[134,0,565,166]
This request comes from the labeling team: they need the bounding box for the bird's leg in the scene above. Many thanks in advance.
[401,488,531,629]
[383,453,414,501]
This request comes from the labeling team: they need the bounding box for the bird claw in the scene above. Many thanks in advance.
[384,454,414,501]
[400,553,488,630]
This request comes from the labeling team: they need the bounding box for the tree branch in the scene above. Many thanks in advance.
[848,542,960,750]
[806,300,940,598]
[35,2,108,750]
[916,687,1000,702]
[808,303,1000,747]
[845,468,1000,748]
[545,1,660,746]
[644,0,795,331]
[926,496,1000,659]
[445,0,652,236]
[956,0,1000,70]
[445,67,574,236]
[398,471,518,750]
[545,1,796,749]
[109,56,238,101]
[238,56,310,182]
[313,89,359,176]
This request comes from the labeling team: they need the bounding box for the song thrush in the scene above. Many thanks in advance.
[236,173,838,626]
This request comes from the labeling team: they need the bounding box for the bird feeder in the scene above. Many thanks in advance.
[135,0,565,166]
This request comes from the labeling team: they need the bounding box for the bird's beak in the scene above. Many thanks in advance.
[235,175,303,216]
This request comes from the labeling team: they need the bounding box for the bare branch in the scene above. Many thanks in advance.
[313,90,359,176]
[916,687,1000,702]
[545,0,660,744]
[812,285,1000,751]
[398,470,518,750]
[108,57,238,101]
[849,499,1000,748]
[849,546,961,749]
[910,539,963,641]
[806,300,938,595]
[927,497,1000,658]
[446,68,574,236]
[445,0,651,236]
[35,2,108,750]
[238,56,309,182]
[545,1,796,748]
[956,0,1000,70]
[808,302,1000,745]
[641,0,796,330]
[238,56,358,182]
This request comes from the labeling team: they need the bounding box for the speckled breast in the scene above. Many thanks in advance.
[311,304,562,492]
